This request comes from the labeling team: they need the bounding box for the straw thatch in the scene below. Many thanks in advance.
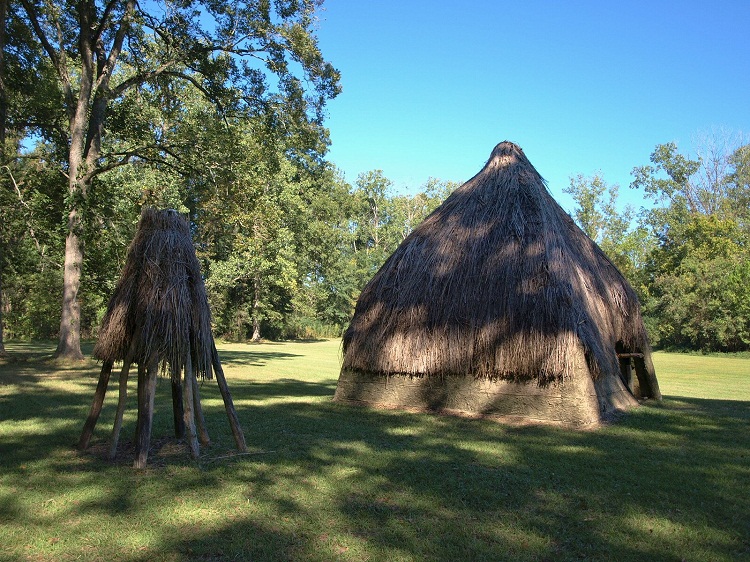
[93,208,214,379]
[336,141,660,425]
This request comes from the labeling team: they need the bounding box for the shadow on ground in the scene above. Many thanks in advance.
[1,344,748,561]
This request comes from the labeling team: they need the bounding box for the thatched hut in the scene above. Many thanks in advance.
[79,208,246,467]
[335,141,661,427]
[93,208,214,379]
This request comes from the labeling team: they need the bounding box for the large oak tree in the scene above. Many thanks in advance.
[13,0,339,359]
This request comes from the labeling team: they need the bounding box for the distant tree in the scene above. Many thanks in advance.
[726,143,750,229]
[631,138,750,351]
[563,173,648,285]
[390,177,459,241]
[354,170,393,254]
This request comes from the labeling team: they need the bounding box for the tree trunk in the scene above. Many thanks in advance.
[0,0,7,357]
[55,67,92,361]
[251,272,262,342]
[0,267,6,357]
[55,207,85,360]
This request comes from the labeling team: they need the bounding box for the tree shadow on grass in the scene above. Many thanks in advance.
[217,349,302,368]
[129,391,749,562]
[2,362,749,561]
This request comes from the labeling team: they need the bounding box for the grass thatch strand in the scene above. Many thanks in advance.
[342,141,653,385]
[93,208,214,379]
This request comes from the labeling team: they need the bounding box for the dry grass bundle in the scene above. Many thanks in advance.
[93,208,214,379]
[342,142,653,387]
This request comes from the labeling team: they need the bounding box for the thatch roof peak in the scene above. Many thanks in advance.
[478,141,535,173]
[488,140,524,162]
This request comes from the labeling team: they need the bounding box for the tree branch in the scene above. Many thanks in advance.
[96,0,136,94]
[2,165,42,252]
[17,0,75,114]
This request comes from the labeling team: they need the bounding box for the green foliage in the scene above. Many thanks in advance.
[199,137,457,341]
[632,141,750,351]
[0,142,66,340]
[563,173,648,288]
[646,215,750,351]
[565,173,632,243]
[4,0,341,357]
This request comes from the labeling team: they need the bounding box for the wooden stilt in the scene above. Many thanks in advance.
[171,370,185,438]
[192,373,211,446]
[211,340,247,452]
[634,352,662,400]
[134,363,145,440]
[182,350,200,459]
[134,357,158,469]
[78,360,114,450]
[109,357,132,459]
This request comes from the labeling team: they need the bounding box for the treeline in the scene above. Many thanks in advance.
[0,118,456,343]
[565,138,750,352]
[3,132,749,353]
[1,1,749,356]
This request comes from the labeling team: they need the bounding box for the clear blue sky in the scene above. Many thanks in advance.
[315,1,750,212]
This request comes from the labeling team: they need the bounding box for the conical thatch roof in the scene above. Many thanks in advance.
[341,141,654,387]
[93,208,214,379]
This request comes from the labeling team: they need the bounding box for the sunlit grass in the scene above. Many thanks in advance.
[652,351,750,400]
[0,340,748,561]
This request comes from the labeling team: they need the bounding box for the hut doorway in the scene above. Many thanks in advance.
[615,341,641,395]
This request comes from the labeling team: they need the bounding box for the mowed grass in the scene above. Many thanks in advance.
[0,340,748,562]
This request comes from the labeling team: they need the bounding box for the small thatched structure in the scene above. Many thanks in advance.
[92,208,214,379]
[79,208,246,467]
[335,141,661,427]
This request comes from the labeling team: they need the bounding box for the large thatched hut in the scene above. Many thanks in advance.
[335,141,661,427]
[79,208,246,467]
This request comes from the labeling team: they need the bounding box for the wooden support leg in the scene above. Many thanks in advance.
[109,358,132,459]
[134,362,146,447]
[192,374,211,446]
[618,356,634,393]
[634,352,662,400]
[171,370,185,439]
[182,351,200,459]
[211,341,247,452]
[78,360,114,450]
[134,358,158,469]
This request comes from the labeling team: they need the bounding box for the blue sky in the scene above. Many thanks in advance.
[315,1,750,212]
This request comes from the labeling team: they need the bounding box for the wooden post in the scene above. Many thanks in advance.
[171,369,185,438]
[617,355,634,393]
[109,357,132,459]
[78,360,114,450]
[182,349,200,459]
[617,352,649,398]
[192,373,211,446]
[634,351,662,400]
[211,340,247,452]
[134,357,158,469]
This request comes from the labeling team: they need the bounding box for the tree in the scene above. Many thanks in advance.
[12,0,339,359]
[390,177,459,242]
[353,170,392,253]
[1,0,60,353]
[0,142,67,342]
[631,139,750,351]
[647,215,749,350]
[563,173,648,284]
[727,143,750,229]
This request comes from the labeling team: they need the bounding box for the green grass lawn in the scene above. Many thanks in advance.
[1,340,748,561]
